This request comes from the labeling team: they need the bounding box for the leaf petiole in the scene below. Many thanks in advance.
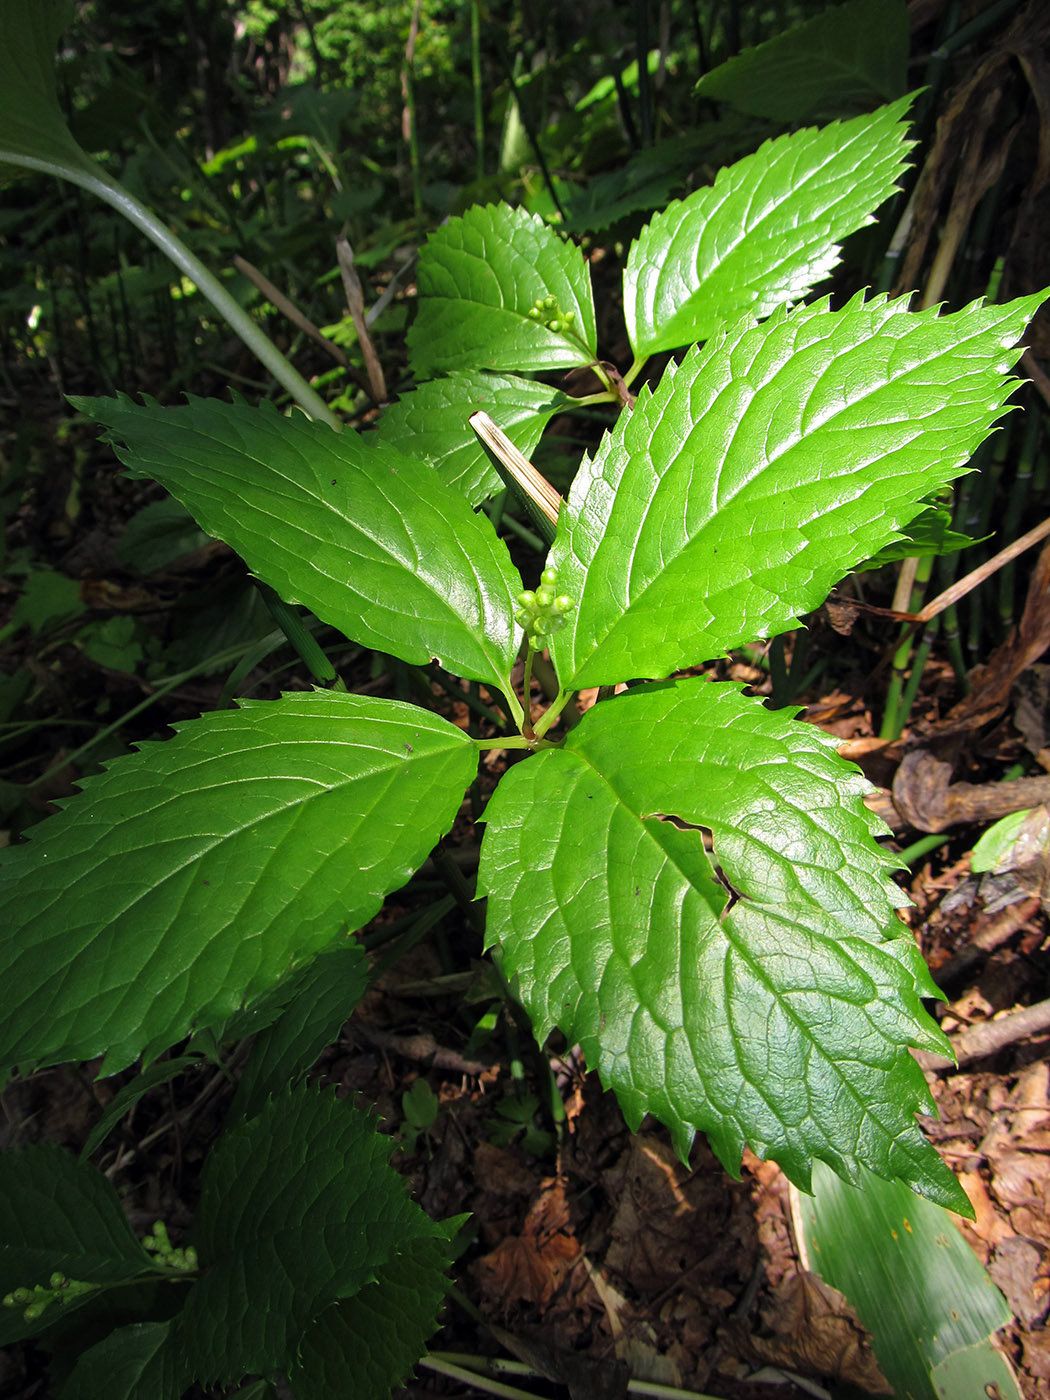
[531,687,574,739]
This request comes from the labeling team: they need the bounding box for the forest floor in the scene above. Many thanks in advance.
[1,402,1049,1400]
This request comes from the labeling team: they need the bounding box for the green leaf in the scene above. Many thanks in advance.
[407,204,598,376]
[479,679,969,1213]
[291,1232,457,1400]
[178,1084,448,1383]
[694,0,908,123]
[59,1321,189,1400]
[0,691,477,1074]
[797,1162,1017,1399]
[623,98,914,359]
[80,1057,205,1162]
[369,370,573,507]
[227,941,369,1126]
[72,394,523,692]
[858,501,979,570]
[0,1145,152,1344]
[548,291,1046,690]
[0,1,95,181]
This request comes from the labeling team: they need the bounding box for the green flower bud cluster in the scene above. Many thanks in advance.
[3,1272,98,1322]
[526,293,575,335]
[515,567,575,648]
[143,1219,198,1273]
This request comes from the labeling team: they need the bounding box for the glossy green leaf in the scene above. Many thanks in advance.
[407,203,598,376]
[548,291,1046,690]
[858,501,978,570]
[480,680,968,1213]
[369,370,573,506]
[72,395,523,691]
[179,1084,448,1382]
[0,1145,153,1345]
[0,1,94,181]
[291,1233,457,1400]
[624,98,913,358]
[227,941,368,1126]
[0,691,477,1074]
[694,0,908,122]
[60,1321,189,1400]
[798,1162,1017,1399]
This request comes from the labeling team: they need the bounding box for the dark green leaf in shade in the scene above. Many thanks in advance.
[0,1145,153,1344]
[71,394,523,692]
[290,1233,457,1400]
[407,204,597,376]
[694,0,908,123]
[369,370,573,506]
[547,291,1047,690]
[624,98,913,358]
[178,1084,448,1383]
[479,680,970,1214]
[59,1321,190,1400]
[797,1162,1017,1399]
[226,941,368,1126]
[0,692,477,1074]
[0,1,94,181]
[80,1057,205,1162]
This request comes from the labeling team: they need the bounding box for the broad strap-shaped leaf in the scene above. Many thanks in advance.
[480,680,968,1213]
[694,0,908,123]
[0,1,95,181]
[407,203,598,377]
[290,1233,457,1400]
[72,394,523,691]
[178,1084,448,1383]
[798,1163,1014,1400]
[0,691,476,1074]
[624,98,913,358]
[0,1145,154,1344]
[368,370,573,506]
[548,291,1046,690]
[227,941,368,1126]
[60,1321,190,1400]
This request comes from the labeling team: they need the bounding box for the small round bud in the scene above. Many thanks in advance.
[516,590,536,608]
[183,1246,198,1269]
[553,595,574,613]
[527,306,540,319]
[532,616,551,635]
[563,311,575,325]
[49,1273,66,1290]
[24,1302,46,1322]
[10,1288,30,1305]
[540,567,558,586]
[544,295,557,310]
[534,587,554,608]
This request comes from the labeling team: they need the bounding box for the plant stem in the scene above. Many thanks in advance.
[470,0,485,184]
[532,688,574,739]
[3,153,341,428]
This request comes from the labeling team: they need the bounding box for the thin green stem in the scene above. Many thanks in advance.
[420,1354,542,1399]
[622,354,648,389]
[257,584,345,688]
[2,152,341,428]
[895,833,951,867]
[473,736,538,752]
[532,688,573,739]
[470,0,485,184]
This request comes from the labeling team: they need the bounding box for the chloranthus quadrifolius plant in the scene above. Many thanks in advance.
[2,90,1047,1244]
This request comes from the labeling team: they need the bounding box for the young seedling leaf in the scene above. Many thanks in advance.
[0,692,476,1074]
[72,394,523,692]
[796,1162,1017,1399]
[290,1233,457,1400]
[407,203,598,376]
[624,98,913,358]
[178,1084,449,1382]
[0,0,95,181]
[369,369,573,506]
[480,680,969,1213]
[548,291,1046,690]
[694,0,908,123]
[227,941,369,1127]
[0,1144,153,1345]
[60,1321,189,1400]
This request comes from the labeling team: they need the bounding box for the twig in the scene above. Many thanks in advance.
[232,254,347,366]
[335,236,388,403]
[918,996,1050,1071]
